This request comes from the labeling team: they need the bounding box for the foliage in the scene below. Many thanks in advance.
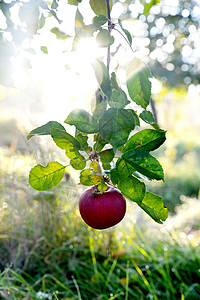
[21,0,168,224]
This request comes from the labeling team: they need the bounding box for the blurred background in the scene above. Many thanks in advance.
[0,0,200,299]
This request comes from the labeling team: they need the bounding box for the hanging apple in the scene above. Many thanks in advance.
[79,185,126,229]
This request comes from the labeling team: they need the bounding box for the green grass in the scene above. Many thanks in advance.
[0,144,200,300]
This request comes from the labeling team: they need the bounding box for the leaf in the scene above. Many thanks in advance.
[89,0,112,16]
[123,129,166,153]
[138,192,168,224]
[29,162,65,191]
[126,58,152,109]
[90,174,103,185]
[76,132,91,151]
[75,8,84,34]
[94,134,108,152]
[70,155,86,170]
[98,180,108,193]
[50,128,81,151]
[96,29,114,47]
[102,163,111,170]
[68,0,82,6]
[126,109,140,126]
[40,46,48,54]
[51,0,58,9]
[139,110,162,130]
[93,15,107,27]
[116,158,135,176]
[122,150,164,181]
[99,148,114,163]
[118,175,145,203]
[93,99,107,120]
[80,169,93,186]
[118,19,132,45]
[110,168,119,185]
[27,121,66,140]
[50,27,71,39]
[65,109,99,134]
[92,60,112,100]
[109,89,130,109]
[90,161,99,173]
[99,108,135,152]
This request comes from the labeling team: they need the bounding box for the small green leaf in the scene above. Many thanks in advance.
[92,59,112,100]
[139,110,162,130]
[110,168,119,185]
[118,19,132,45]
[123,129,166,153]
[109,89,130,109]
[29,162,65,191]
[65,109,99,134]
[50,128,81,151]
[80,169,93,186]
[126,58,152,109]
[76,132,91,151]
[102,163,111,170]
[50,27,71,39]
[99,148,114,163]
[96,29,114,47]
[94,134,108,152]
[98,180,108,193]
[68,0,82,6]
[99,108,135,152]
[116,158,135,177]
[89,0,112,16]
[75,8,84,34]
[93,15,107,27]
[70,154,86,170]
[127,109,140,126]
[65,149,80,159]
[122,150,164,181]
[138,191,168,224]
[118,175,145,203]
[27,121,66,140]
[40,46,48,54]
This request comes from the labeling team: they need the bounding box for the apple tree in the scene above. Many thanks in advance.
[26,0,168,227]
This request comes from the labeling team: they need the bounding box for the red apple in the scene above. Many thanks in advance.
[79,185,126,229]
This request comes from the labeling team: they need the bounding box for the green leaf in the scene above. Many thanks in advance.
[29,162,65,191]
[127,109,140,126]
[118,19,132,45]
[93,15,107,27]
[75,8,84,34]
[118,175,145,203]
[99,108,135,152]
[89,0,112,16]
[116,158,135,177]
[99,148,114,163]
[110,168,119,185]
[70,154,86,170]
[51,0,58,9]
[94,134,108,152]
[139,110,161,130]
[122,150,164,181]
[98,180,108,193]
[96,29,114,47]
[92,60,112,99]
[93,99,107,120]
[40,46,48,54]
[50,27,71,39]
[27,121,66,140]
[75,132,91,151]
[138,192,168,224]
[126,58,152,109]
[102,163,111,170]
[109,89,130,109]
[50,128,81,151]
[123,129,166,153]
[65,149,80,159]
[80,169,93,186]
[68,0,82,6]
[65,109,99,134]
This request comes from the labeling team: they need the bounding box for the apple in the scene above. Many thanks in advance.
[79,185,126,229]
